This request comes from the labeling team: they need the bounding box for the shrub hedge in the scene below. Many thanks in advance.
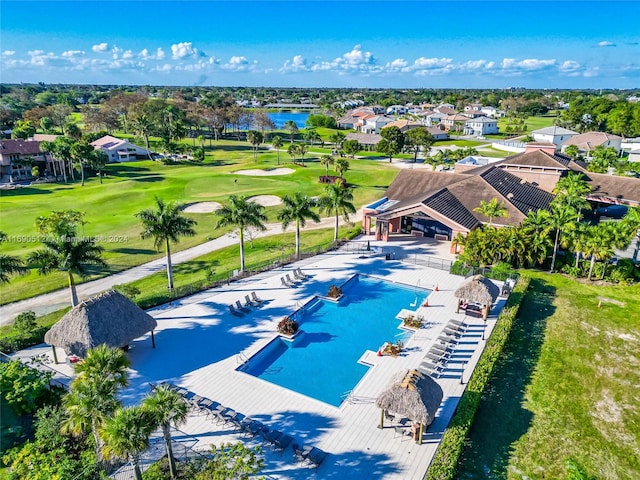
[425,275,531,480]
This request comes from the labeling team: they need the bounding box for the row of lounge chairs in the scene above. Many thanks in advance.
[228,291,264,316]
[163,383,328,469]
[280,268,308,288]
[419,319,475,378]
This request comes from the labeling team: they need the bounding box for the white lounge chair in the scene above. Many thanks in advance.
[228,304,243,316]
[235,300,250,312]
[251,291,264,304]
[286,273,300,285]
[245,294,260,308]
[281,276,294,288]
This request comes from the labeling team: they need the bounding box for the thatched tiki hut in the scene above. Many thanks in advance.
[375,369,443,445]
[454,274,500,319]
[44,290,157,363]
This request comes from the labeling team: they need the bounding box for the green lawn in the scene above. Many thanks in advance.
[497,114,557,134]
[0,140,398,304]
[435,139,486,148]
[456,272,640,479]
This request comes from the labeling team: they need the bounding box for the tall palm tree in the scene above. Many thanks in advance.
[287,144,298,164]
[522,209,552,238]
[70,142,94,187]
[563,222,589,269]
[622,205,640,232]
[271,135,283,165]
[130,114,154,160]
[101,406,153,480]
[329,132,345,150]
[27,228,106,306]
[0,231,28,284]
[584,225,613,280]
[215,195,267,272]
[548,205,579,272]
[142,385,188,480]
[284,120,298,144]
[62,345,131,463]
[277,193,321,258]
[297,143,308,166]
[473,198,509,227]
[246,130,263,163]
[335,158,350,178]
[552,172,592,219]
[136,198,197,290]
[318,183,356,242]
[320,155,334,176]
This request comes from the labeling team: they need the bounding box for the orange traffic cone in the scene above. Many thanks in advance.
[435,284,439,291]
[423,299,429,307]
[377,349,382,356]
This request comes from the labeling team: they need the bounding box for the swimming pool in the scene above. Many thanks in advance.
[239,275,431,407]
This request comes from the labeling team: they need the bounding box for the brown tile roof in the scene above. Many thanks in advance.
[584,172,640,205]
[0,139,43,155]
[345,133,382,145]
[562,131,622,150]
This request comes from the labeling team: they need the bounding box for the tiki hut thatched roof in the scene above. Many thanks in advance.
[375,369,444,426]
[44,290,157,357]
[454,275,500,306]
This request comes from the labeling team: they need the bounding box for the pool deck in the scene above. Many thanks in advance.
[13,236,506,479]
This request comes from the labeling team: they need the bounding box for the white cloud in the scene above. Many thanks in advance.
[156,48,166,60]
[221,56,257,72]
[385,58,408,72]
[139,47,166,61]
[171,42,204,60]
[156,63,172,72]
[311,45,380,73]
[281,54,308,72]
[558,60,582,74]
[122,50,134,59]
[3,50,16,56]
[91,42,109,53]
[61,50,85,58]
[597,41,616,47]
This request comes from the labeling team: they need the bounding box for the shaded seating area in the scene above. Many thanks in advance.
[162,383,328,469]
[454,274,500,320]
[376,369,444,444]
[44,290,157,363]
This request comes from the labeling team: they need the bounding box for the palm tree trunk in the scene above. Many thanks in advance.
[165,239,173,289]
[588,255,596,280]
[144,135,152,160]
[276,150,280,165]
[92,417,104,464]
[163,424,177,479]
[334,215,339,242]
[131,456,143,480]
[99,170,103,184]
[253,147,257,163]
[68,271,78,306]
[295,222,300,259]
[550,229,561,272]
[239,228,245,272]
[80,163,85,186]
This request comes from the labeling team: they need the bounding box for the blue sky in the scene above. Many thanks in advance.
[1,1,639,88]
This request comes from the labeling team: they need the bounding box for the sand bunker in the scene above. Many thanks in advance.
[234,168,294,176]
[183,202,222,213]
[247,195,282,207]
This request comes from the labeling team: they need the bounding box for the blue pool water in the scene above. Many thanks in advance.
[266,112,309,129]
[240,275,431,407]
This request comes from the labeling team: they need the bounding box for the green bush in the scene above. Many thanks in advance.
[425,276,531,480]
[0,360,54,415]
[13,311,37,334]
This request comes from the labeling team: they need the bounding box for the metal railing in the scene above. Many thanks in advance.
[398,254,454,272]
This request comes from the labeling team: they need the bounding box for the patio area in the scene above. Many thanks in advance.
[13,236,506,479]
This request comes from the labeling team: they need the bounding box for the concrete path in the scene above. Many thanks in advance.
[0,213,363,325]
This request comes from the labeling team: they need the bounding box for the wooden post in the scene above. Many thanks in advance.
[456,297,460,314]
[151,330,156,349]
[51,345,59,364]
[379,409,384,429]
[482,305,489,320]
[418,423,424,445]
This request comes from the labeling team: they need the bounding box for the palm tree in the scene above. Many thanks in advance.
[0,231,28,284]
[304,129,320,146]
[70,142,94,187]
[271,135,283,165]
[130,114,154,160]
[62,345,131,463]
[101,406,153,480]
[142,385,188,480]
[287,144,298,164]
[284,120,298,144]
[215,195,267,272]
[622,205,640,232]
[318,183,356,242]
[552,172,592,219]
[136,198,197,290]
[246,130,263,163]
[564,144,580,159]
[522,209,552,238]
[584,225,613,280]
[473,198,509,227]
[548,205,579,272]
[563,222,589,269]
[27,228,106,306]
[329,132,345,150]
[297,143,308,166]
[320,155,334,176]
[277,193,321,259]
[335,158,350,178]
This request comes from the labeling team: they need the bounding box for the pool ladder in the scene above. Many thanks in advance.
[236,351,249,367]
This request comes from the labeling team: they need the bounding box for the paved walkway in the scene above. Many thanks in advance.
[0,213,365,325]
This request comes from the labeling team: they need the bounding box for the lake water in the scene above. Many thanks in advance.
[266,112,310,129]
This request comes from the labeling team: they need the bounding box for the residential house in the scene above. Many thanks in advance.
[464,103,483,113]
[386,105,407,115]
[90,135,150,162]
[424,112,447,126]
[628,149,640,163]
[463,116,499,136]
[337,114,359,130]
[381,120,423,133]
[480,106,505,118]
[561,131,623,155]
[532,126,579,150]
[434,105,457,115]
[359,115,394,134]
[0,139,58,183]
[425,126,449,141]
[442,114,469,133]
[344,133,381,151]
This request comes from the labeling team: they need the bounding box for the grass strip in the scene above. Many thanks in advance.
[425,276,531,480]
